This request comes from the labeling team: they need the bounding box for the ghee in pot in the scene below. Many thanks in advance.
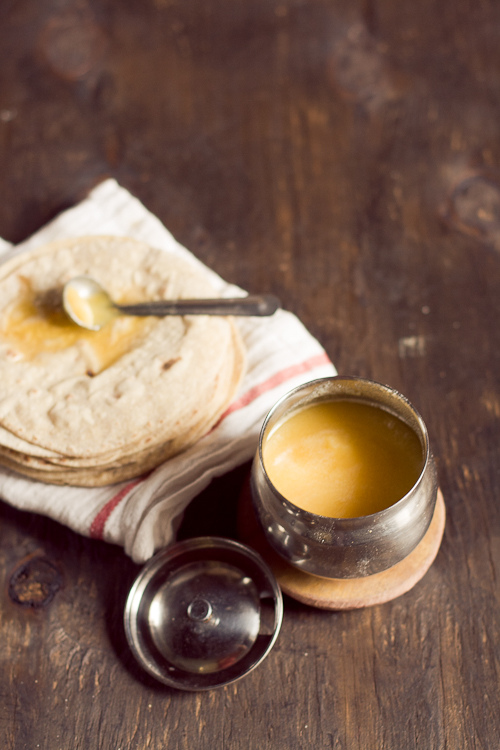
[262,400,424,518]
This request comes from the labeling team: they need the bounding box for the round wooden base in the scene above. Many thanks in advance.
[238,486,446,610]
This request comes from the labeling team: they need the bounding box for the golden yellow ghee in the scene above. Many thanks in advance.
[65,285,118,329]
[0,286,152,373]
[262,400,424,518]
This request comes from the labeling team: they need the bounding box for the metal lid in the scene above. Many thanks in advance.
[124,537,283,691]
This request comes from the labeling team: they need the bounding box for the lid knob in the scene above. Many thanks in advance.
[187,597,213,622]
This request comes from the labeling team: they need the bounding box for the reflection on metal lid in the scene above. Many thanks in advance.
[124,536,283,691]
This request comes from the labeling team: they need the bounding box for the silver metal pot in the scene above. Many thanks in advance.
[250,376,438,579]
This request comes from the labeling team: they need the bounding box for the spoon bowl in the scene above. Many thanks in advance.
[63,276,280,331]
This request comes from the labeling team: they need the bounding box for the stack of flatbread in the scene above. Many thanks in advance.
[0,236,245,486]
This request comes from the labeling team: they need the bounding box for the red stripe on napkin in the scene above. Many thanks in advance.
[89,477,145,540]
[88,351,331,541]
[218,351,332,420]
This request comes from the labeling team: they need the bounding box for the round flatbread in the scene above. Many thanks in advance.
[0,236,246,485]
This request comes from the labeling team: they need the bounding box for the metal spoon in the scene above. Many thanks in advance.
[63,275,280,331]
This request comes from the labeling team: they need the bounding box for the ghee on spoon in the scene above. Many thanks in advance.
[63,276,280,331]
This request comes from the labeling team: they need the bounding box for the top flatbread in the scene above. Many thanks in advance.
[0,236,245,468]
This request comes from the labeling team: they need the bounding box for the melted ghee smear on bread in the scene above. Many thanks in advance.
[0,283,152,373]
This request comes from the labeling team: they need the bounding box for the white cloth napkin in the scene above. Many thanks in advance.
[0,180,336,562]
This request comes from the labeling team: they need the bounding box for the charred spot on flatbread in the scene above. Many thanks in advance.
[162,357,181,371]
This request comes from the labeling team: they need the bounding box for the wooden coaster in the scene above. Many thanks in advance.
[238,485,446,610]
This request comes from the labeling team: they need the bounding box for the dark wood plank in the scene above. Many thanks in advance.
[1,0,499,747]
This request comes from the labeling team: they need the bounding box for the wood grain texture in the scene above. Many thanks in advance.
[1,0,499,748]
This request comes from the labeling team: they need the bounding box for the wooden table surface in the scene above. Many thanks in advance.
[1,1,499,748]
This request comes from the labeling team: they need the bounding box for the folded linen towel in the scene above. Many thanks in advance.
[0,179,336,562]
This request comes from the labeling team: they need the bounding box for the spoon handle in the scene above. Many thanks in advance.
[116,295,281,317]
